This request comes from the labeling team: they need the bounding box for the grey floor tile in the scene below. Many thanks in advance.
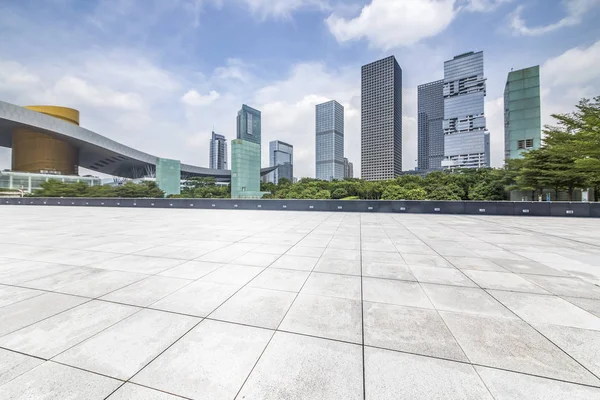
[252,244,292,255]
[107,383,185,399]
[362,261,415,281]
[237,331,363,400]
[132,319,272,400]
[0,361,121,400]
[0,300,139,359]
[133,245,210,260]
[441,311,600,385]
[321,248,360,261]
[365,347,493,400]
[0,292,88,337]
[362,277,433,308]
[280,294,362,343]
[100,276,191,307]
[364,301,467,361]
[362,251,404,264]
[533,323,600,377]
[51,269,148,298]
[463,270,549,293]
[0,348,44,386]
[476,366,600,400]
[490,290,600,330]
[0,285,43,308]
[492,258,568,276]
[313,257,361,275]
[565,296,600,318]
[269,254,319,271]
[88,254,185,274]
[54,309,198,380]
[158,260,222,280]
[0,261,74,285]
[211,287,296,329]
[410,266,478,287]
[422,284,517,318]
[199,264,264,286]
[285,246,325,258]
[522,275,600,299]
[446,256,507,271]
[232,251,281,267]
[247,268,309,292]
[403,253,453,267]
[151,280,239,317]
[301,272,361,300]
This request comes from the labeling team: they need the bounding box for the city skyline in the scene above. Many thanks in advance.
[0,1,598,179]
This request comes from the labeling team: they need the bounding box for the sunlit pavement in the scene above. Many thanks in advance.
[1,206,600,399]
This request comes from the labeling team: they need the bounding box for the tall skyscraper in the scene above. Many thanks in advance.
[315,100,344,181]
[344,157,354,179]
[417,80,444,170]
[442,51,490,169]
[269,140,293,184]
[504,65,541,160]
[209,132,227,170]
[231,104,264,198]
[361,56,402,180]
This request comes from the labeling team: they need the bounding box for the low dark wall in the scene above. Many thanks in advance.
[1,197,599,217]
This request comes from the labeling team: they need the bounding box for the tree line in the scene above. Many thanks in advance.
[30,180,165,198]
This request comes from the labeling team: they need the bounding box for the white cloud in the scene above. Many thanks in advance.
[181,89,221,106]
[214,58,252,82]
[540,39,600,125]
[326,0,457,50]
[242,0,329,19]
[52,76,144,111]
[0,61,40,93]
[509,0,600,36]
[542,40,600,87]
[464,0,512,12]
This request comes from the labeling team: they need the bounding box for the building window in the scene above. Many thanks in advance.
[247,113,253,135]
[517,140,525,149]
[525,138,534,148]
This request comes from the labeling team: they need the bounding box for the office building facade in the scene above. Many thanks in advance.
[442,51,490,169]
[209,132,227,170]
[504,65,541,160]
[316,100,344,181]
[269,140,293,184]
[417,80,444,170]
[344,157,354,179]
[232,104,265,198]
[361,56,402,180]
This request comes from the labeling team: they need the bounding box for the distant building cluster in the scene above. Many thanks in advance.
[0,51,543,197]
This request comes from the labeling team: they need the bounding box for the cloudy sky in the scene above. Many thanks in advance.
[1,0,599,178]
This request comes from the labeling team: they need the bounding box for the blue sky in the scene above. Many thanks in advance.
[1,0,599,177]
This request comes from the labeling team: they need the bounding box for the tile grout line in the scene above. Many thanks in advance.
[100,212,317,399]
[359,213,366,400]
[390,216,506,400]
[231,212,339,400]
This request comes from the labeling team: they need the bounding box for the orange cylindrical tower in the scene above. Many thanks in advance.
[12,106,80,175]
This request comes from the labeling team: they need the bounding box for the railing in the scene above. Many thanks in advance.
[1,198,599,217]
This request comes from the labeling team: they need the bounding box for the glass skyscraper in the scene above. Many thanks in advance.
[442,51,490,169]
[315,100,344,181]
[269,140,293,184]
[417,80,444,170]
[344,157,354,179]
[231,104,264,198]
[209,132,227,170]
[361,56,402,180]
[504,65,541,160]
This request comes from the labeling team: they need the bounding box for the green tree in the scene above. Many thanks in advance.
[331,188,348,199]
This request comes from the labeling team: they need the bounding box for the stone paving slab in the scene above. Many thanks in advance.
[1,207,600,399]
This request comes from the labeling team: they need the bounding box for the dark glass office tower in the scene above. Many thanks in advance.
[417,80,444,170]
[209,132,227,170]
[361,56,402,180]
[269,140,293,184]
[315,100,344,181]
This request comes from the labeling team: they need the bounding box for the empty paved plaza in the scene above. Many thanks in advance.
[1,206,600,399]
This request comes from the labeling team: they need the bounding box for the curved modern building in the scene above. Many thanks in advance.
[0,101,275,194]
